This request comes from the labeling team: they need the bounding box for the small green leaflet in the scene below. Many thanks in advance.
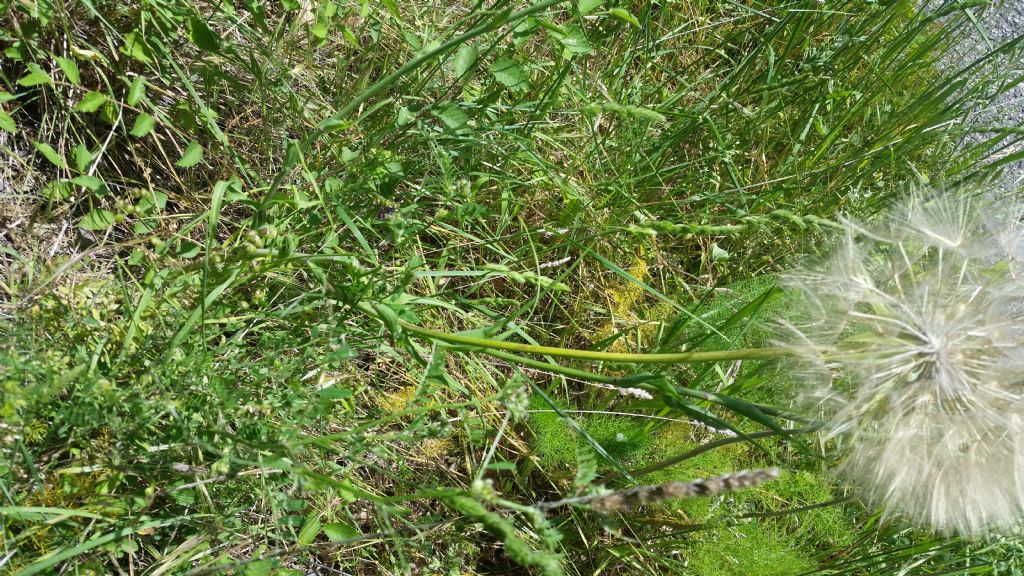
[73,142,93,173]
[33,141,66,169]
[130,113,156,138]
[0,110,14,133]
[608,8,640,27]
[55,57,80,85]
[17,63,53,87]
[75,91,108,113]
[454,44,478,79]
[297,516,320,545]
[318,387,353,399]
[43,180,72,201]
[323,522,360,542]
[79,209,116,231]
[556,26,591,55]
[127,76,147,106]
[71,175,103,191]
[380,0,399,18]
[578,0,604,16]
[489,58,529,90]
[122,31,154,64]
[175,141,204,167]
[437,104,468,130]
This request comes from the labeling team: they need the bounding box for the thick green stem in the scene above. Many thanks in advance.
[401,320,788,363]
[358,302,792,364]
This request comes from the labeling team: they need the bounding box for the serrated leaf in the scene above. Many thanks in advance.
[130,113,156,138]
[175,141,204,167]
[0,110,15,133]
[578,0,604,16]
[189,17,221,52]
[437,104,468,130]
[71,175,103,191]
[127,76,147,105]
[17,63,53,87]
[73,143,93,173]
[75,91,108,113]
[122,31,154,64]
[489,58,529,90]
[608,8,640,27]
[297,516,320,545]
[55,57,80,85]
[79,208,116,231]
[33,141,66,169]
[454,44,478,79]
[323,522,360,542]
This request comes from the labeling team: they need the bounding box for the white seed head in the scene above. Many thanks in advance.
[782,191,1024,537]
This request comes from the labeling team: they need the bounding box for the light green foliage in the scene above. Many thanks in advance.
[1,0,1023,573]
[686,522,815,576]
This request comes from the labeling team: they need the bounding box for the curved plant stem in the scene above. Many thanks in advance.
[407,319,786,364]
[357,302,792,363]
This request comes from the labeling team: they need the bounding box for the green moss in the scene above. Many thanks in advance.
[685,522,815,576]
[528,395,655,471]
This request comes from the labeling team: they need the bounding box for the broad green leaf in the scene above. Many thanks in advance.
[0,91,16,103]
[311,21,328,40]
[608,8,640,27]
[42,180,73,201]
[75,91,108,113]
[489,58,529,90]
[323,521,360,542]
[127,76,146,105]
[130,113,156,138]
[55,57,80,84]
[380,0,400,18]
[17,63,52,87]
[241,560,275,576]
[0,110,15,133]
[79,209,116,231]
[32,141,66,169]
[555,26,591,55]
[578,0,604,16]
[175,141,204,167]
[174,240,202,259]
[122,31,154,64]
[73,142,93,173]
[297,516,320,545]
[454,44,478,79]
[396,106,415,127]
[437,104,468,130]
[71,175,103,191]
[318,387,353,399]
[189,17,221,52]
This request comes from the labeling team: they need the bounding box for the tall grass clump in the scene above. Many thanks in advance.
[2,0,1024,574]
